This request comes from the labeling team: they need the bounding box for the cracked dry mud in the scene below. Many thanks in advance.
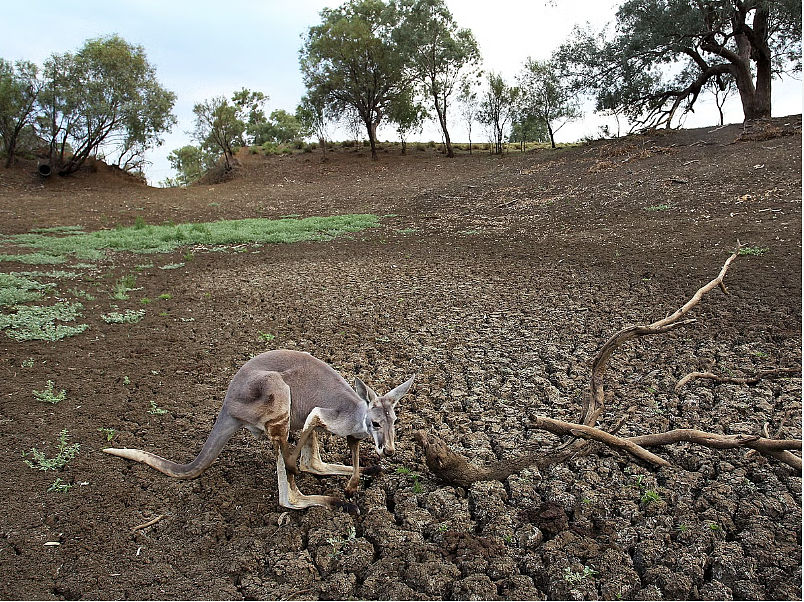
[0,117,801,600]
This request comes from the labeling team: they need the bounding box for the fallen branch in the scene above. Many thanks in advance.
[131,514,165,533]
[676,367,801,391]
[414,245,802,487]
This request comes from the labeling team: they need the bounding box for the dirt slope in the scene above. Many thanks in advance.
[0,118,801,600]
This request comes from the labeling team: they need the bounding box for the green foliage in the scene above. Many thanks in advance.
[162,144,213,187]
[515,58,581,148]
[0,58,41,167]
[0,273,53,306]
[102,309,146,324]
[395,0,480,157]
[738,246,768,256]
[47,477,73,493]
[23,429,80,471]
[555,1,802,127]
[38,35,177,175]
[5,215,379,257]
[300,0,411,159]
[148,400,169,415]
[0,302,88,341]
[252,109,303,145]
[32,380,66,404]
[478,72,519,154]
[563,565,598,584]
[98,427,116,442]
[110,274,137,300]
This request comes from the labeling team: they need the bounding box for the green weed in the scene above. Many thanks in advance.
[0,273,54,306]
[0,302,89,341]
[22,429,80,471]
[563,565,598,584]
[47,477,73,493]
[110,275,137,300]
[101,309,146,324]
[738,246,768,256]
[98,427,116,442]
[148,400,168,415]
[326,526,357,558]
[32,381,66,404]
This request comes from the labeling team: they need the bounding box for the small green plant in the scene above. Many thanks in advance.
[148,400,168,415]
[158,293,172,300]
[738,246,768,256]
[47,477,73,493]
[102,309,146,324]
[123,375,131,385]
[110,275,137,300]
[437,523,449,532]
[708,522,722,532]
[675,523,688,534]
[22,429,80,471]
[21,357,35,368]
[641,489,665,505]
[563,565,598,585]
[258,332,276,342]
[32,380,66,404]
[98,427,116,442]
[326,526,357,558]
[140,297,152,305]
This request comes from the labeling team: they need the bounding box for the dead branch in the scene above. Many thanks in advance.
[414,246,802,487]
[676,367,801,391]
[131,514,165,533]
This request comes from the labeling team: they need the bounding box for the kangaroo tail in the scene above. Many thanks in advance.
[104,409,243,479]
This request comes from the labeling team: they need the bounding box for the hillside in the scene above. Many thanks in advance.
[0,117,801,600]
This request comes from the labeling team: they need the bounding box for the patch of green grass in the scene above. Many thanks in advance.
[22,429,80,471]
[0,302,89,341]
[738,246,768,256]
[0,252,67,265]
[32,380,66,404]
[4,215,380,258]
[0,273,54,306]
[640,489,664,505]
[102,309,146,324]
[110,275,137,300]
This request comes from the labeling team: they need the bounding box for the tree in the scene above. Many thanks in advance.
[252,109,303,145]
[396,0,481,158]
[296,93,333,153]
[556,0,802,128]
[162,145,212,187]
[458,82,479,154]
[478,72,518,155]
[387,89,427,154]
[38,35,176,176]
[232,88,268,145]
[300,0,412,160]
[192,96,244,171]
[509,114,549,151]
[516,58,581,148]
[0,59,41,168]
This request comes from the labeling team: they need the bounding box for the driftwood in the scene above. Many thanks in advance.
[414,245,802,485]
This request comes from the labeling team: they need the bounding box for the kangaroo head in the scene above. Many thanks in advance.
[355,375,415,457]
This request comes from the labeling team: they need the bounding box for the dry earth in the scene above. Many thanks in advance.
[0,118,801,600]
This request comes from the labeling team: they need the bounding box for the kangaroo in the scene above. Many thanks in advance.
[104,349,415,512]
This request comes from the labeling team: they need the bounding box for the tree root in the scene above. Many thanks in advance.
[414,244,802,487]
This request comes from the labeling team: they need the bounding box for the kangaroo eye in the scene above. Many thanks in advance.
[372,421,381,428]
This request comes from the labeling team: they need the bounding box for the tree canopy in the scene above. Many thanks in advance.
[300,0,411,159]
[556,0,802,129]
[39,35,176,176]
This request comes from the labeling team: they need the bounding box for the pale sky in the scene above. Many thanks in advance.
[2,1,801,184]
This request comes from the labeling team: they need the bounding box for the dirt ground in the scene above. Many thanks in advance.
[0,118,801,600]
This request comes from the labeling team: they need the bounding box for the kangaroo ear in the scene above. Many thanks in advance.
[354,377,378,404]
[385,374,416,408]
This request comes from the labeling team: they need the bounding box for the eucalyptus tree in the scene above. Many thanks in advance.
[395,0,481,157]
[478,72,518,155]
[296,93,332,152]
[300,0,413,160]
[515,58,581,148]
[556,0,802,128]
[0,59,41,167]
[38,35,176,176]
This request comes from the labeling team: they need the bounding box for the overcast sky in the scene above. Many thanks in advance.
[2,1,801,184]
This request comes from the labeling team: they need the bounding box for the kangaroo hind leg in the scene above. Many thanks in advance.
[275,445,358,514]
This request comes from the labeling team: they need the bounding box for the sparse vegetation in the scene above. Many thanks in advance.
[32,380,66,404]
[22,429,80,471]
[101,309,146,324]
[148,400,169,415]
[0,302,89,341]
